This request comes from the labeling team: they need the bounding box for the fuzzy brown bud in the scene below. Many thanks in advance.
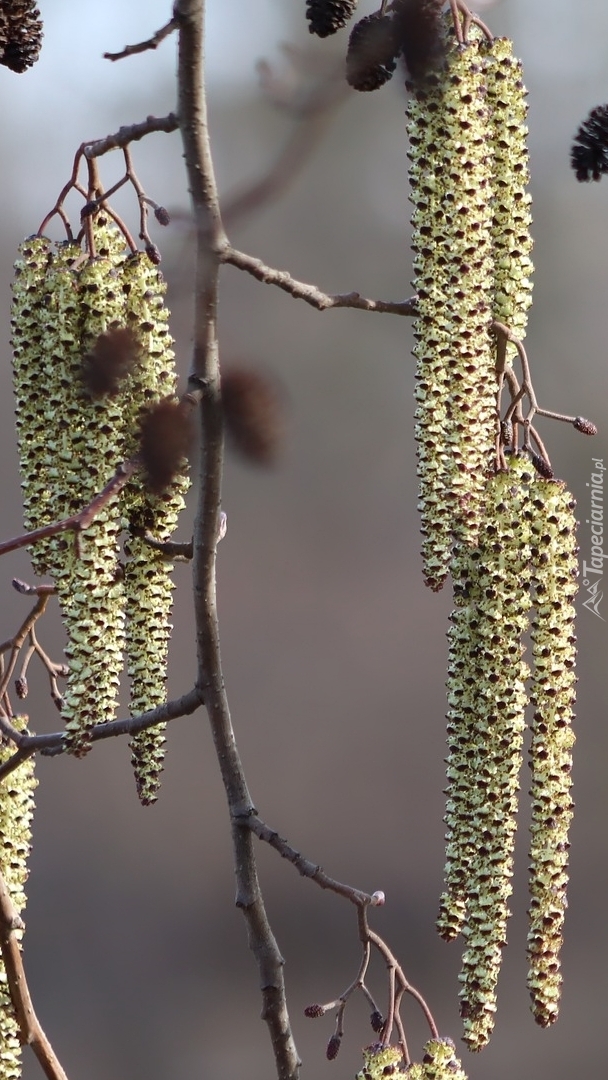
[222,368,284,466]
[370,1010,385,1034]
[304,1003,325,1018]
[82,327,140,398]
[154,205,171,226]
[145,242,162,266]
[139,397,193,495]
[326,1034,341,1061]
[346,14,399,92]
[531,453,554,479]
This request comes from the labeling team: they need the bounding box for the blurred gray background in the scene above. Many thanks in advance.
[0,1,607,1078]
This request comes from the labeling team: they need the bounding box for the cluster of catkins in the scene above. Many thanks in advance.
[10,218,189,804]
[0,0,43,72]
[0,719,37,1079]
[407,22,579,1051]
[356,1039,468,1080]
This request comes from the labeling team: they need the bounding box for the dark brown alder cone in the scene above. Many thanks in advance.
[571,104,608,181]
[139,398,194,495]
[306,0,357,38]
[82,327,141,398]
[0,0,43,72]
[346,14,399,92]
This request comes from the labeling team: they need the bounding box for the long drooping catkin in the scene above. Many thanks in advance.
[120,251,189,804]
[407,32,496,591]
[0,718,37,1080]
[436,461,532,1050]
[526,481,578,1027]
[483,36,533,356]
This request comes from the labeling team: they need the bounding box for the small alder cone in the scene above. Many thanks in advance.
[120,253,190,805]
[407,27,496,590]
[526,481,578,1027]
[407,1038,468,1080]
[571,103,608,182]
[482,36,533,358]
[355,1044,406,1080]
[0,718,37,1080]
[0,0,43,72]
[305,0,357,38]
[438,461,533,1051]
[346,14,399,92]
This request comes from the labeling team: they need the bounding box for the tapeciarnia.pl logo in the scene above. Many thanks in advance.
[582,457,605,620]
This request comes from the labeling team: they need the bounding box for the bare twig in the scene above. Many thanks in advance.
[0,594,50,715]
[174,2,300,1077]
[0,687,204,781]
[0,459,138,560]
[104,17,178,62]
[83,114,180,159]
[450,0,494,43]
[222,247,418,316]
[0,868,69,1080]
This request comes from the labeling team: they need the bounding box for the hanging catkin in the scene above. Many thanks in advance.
[407,28,496,590]
[483,35,533,359]
[120,251,190,804]
[0,718,37,1080]
[526,480,578,1027]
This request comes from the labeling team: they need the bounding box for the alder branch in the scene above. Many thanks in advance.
[103,17,178,62]
[82,114,180,159]
[0,460,138,559]
[222,247,418,315]
[174,2,301,1077]
[0,687,204,781]
[0,869,69,1080]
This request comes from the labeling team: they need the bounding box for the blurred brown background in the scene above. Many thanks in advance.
[0,2,607,1078]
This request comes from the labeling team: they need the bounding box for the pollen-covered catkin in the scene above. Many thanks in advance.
[0,718,37,1080]
[407,1038,468,1080]
[482,36,533,357]
[407,30,496,590]
[437,461,533,1050]
[526,481,578,1027]
[51,221,128,756]
[120,252,189,804]
[355,1044,406,1080]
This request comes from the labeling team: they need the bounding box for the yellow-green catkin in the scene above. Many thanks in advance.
[437,460,533,1050]
[120,252,189,804]
[53,220,128,756]
[356,1044,406,1080]
[407,28,496,590]
[0,719,37,1080]
[483,36,533,360]
[407,1038,468,1080]
[526,481,578,1027]
[10,235,54,575]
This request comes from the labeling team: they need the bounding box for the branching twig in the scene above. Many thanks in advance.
[222,247,418,316]
[0,459,138,560]
[83,114,180,159]
[0,869,69,1080]
[104,17,178,62]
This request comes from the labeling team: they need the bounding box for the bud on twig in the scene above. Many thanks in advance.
[326,1034,341,1061]
[304,1003,325,1018]
[573,416,598,435]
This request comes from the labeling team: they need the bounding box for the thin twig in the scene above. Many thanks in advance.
[0,687,204,781]
[104,17,178,62]
[0,459,138,559]
[0,869,69,1080]
[222,247,417,316]
[82,114,180,159]
[174,2,300,1077]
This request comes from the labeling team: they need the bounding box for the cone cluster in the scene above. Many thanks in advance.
[0,718,37,1080]
[10,219,189,800]
[437,459,578,1049]
[407,27,533,590]
[305,0,357,38]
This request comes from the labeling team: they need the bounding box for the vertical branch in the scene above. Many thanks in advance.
[174,2,301,1076]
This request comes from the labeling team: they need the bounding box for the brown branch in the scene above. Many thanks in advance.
[0,594,51,719]
[0,459,138,559]
[174,2,300,1077]
[0,687,204,781]
[0,869,69,1080]
[82,114,180,159]
[222,247,418,316]
[104,17,178,62]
